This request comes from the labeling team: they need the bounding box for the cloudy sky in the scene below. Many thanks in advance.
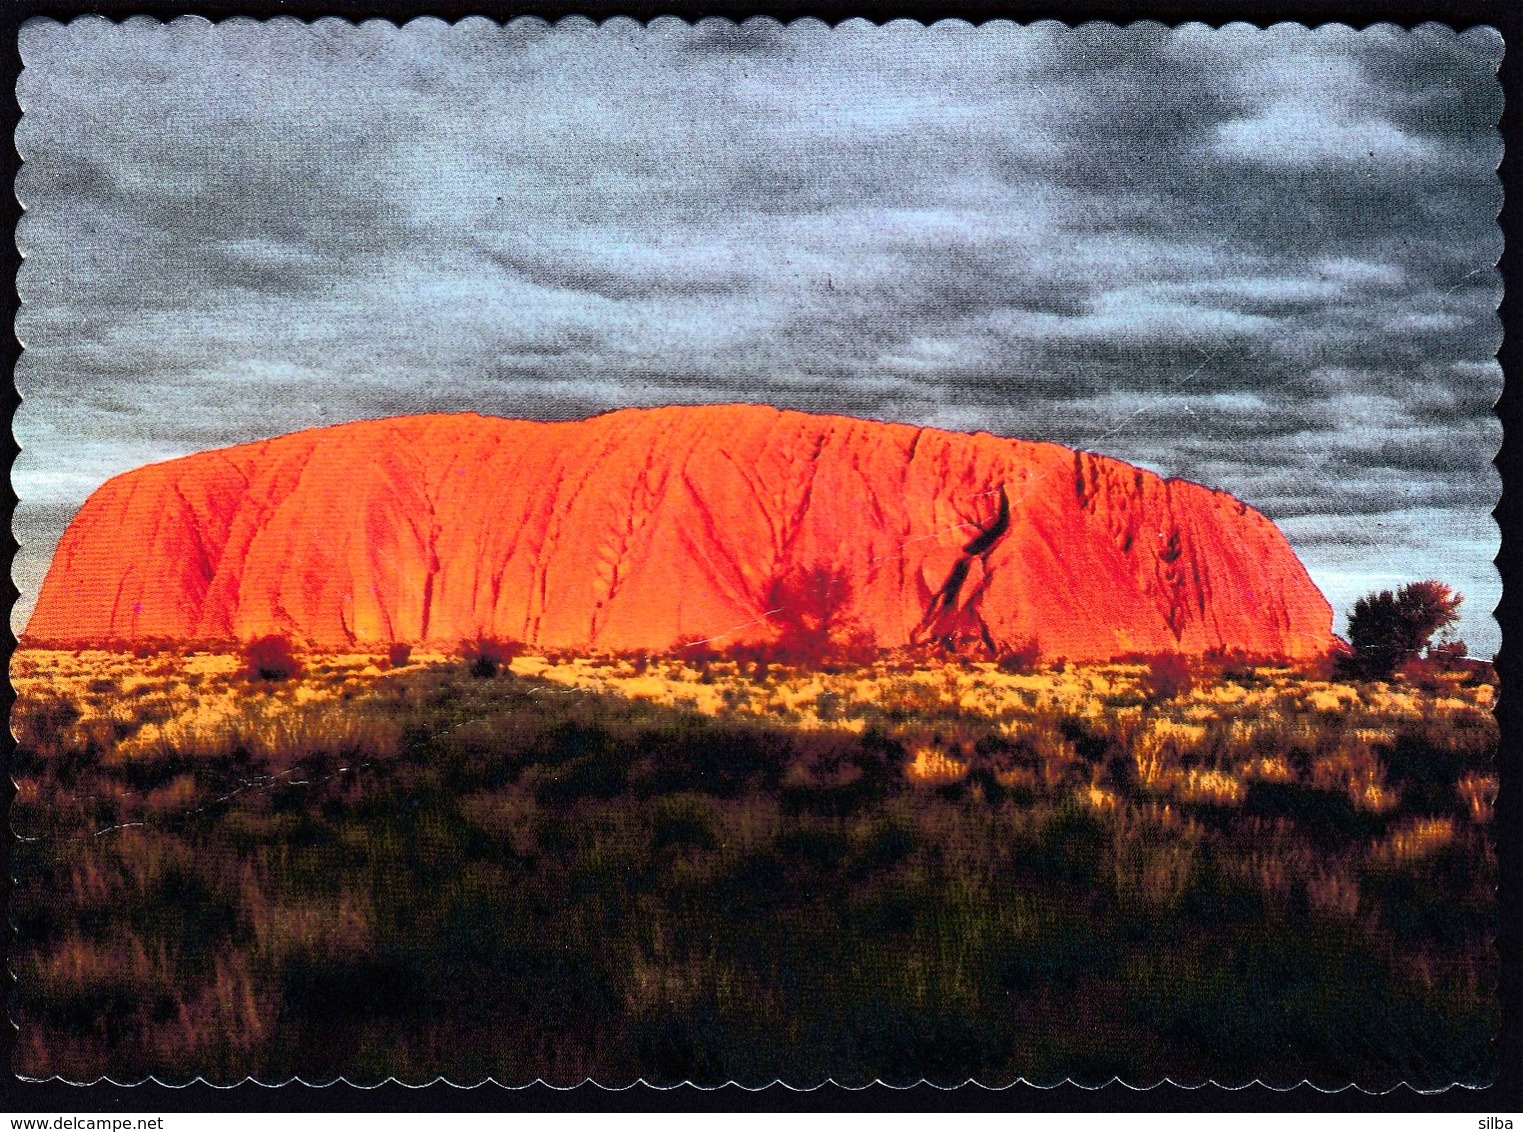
[14,17,1503,651]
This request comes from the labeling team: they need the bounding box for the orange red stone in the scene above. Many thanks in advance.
[28,405,1335,660]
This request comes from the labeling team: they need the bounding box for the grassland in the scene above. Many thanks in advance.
[8,646,1498,1086]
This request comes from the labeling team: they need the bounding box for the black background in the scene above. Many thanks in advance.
[0,0,1515,1112]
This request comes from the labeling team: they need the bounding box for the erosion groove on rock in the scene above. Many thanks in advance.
[28,405,1336,659]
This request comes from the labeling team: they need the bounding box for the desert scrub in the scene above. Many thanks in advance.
[8,647,1498,1087]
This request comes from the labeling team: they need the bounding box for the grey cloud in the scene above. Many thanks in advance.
[1331,430,1496,478]
[678,17,794,58]
[12,18,1502,650]
[1019,30,1247,190]
[1351,26,1503,146]
[468,236,756,302]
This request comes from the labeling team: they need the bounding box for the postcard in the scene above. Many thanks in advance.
[9,16,1502,1089]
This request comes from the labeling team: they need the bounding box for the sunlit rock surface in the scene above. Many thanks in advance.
[28,405,1335,659]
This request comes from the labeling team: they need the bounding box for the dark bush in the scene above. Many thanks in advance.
[534,720,612,767]
[281,956,426,1024]
[626,720,789,798]
[535,750,631,805]
[1295,651,1343,683]
[12,694,81,756]
[1342,580,1463,680]
[1241,781,1383,849]
[650,810,717,853]
[1144,653,1193,701]
[1030,802,1106,885]
[856,820,917,872]
[130,638,174,660]
[776,825,850,871]
[1104,753,1138,794]
[1427,637,1469,664]
[464,637,522,678]
[387,642,413,669]
[972,732,1041,775]
[1058,717,1113,764]
[996,638,1042,674]
[965,766,1006,806]
[242,635,302,681]
[1378,727,1484,815]
[856,728,909,786]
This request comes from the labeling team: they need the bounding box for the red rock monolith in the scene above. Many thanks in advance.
[27,405,1336,660]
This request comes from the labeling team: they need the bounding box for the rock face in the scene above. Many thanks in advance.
[28,405,1336,660]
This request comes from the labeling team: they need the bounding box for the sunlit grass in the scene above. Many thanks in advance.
[9,644,1498,1087]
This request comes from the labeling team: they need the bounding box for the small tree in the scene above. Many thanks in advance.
[1343,580,1463,680]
